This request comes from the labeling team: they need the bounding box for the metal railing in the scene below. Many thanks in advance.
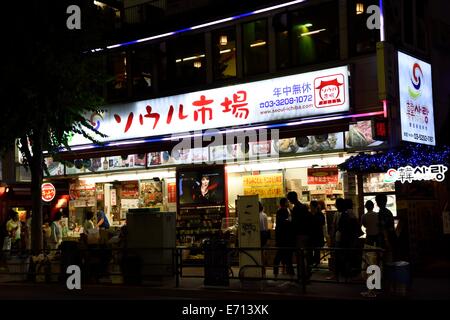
[1,245,385,294]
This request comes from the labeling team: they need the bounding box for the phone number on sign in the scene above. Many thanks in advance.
[259,95,312,108]
[405,132,434,143]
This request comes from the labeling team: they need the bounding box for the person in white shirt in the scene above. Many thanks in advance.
[361,200,380,246]
[259,202,269,246]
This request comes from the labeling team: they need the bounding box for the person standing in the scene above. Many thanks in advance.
[48,212,63,251]
[287,191,312,278]
[360,200,381,298]
[97,207,110,230]
[375,194,396,262]
[310,201,325,267]
[273,198,295,276]
[259,202,269,247]
[6,210,21,254]
[361,200,379,246]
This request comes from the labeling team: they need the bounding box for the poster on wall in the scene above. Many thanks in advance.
[398,51,435,145]
[140,180,163,207]
[44,157,65,176]
[167,182,177,203]
[69,180,96,207]
[274,132,344,155]
[243,173,284,198]
[121,181,139,199]
[345,121,386,149]
[307,167,339,185]
[65,154,146,175]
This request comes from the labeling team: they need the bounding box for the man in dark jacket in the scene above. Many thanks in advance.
[287,191,313,277]
[273,198,295,276]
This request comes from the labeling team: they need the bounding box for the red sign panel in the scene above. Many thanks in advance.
[167,182,177,203]
[41,183,56,202]
[307,167,339,185]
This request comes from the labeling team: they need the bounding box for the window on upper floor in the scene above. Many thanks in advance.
[348,0,380,55]
[243,19,269,76]
[275,1,340,69]
[130,46,154,98]
[213,27,237,80]
[161,34,206,90]
[403,0,428,52]
[106,51,128,101]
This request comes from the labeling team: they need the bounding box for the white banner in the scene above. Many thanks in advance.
[70,66,350,146]
[398,51,435,145]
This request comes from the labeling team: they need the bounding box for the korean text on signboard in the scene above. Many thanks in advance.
[398,51,435,146]
[70,66,350,146]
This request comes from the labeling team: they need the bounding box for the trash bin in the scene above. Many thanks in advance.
[204,239,229,286]
[385,261,411,296]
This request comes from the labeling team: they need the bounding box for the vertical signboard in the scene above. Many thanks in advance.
[237,195,262,278]
[398,51,435,145]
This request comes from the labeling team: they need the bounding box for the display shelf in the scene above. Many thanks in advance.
[177,206,225,247]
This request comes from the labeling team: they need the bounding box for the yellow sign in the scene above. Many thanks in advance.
[243,173,284,198]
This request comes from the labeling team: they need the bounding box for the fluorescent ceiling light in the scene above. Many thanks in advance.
[220,49,232,54]
[300,29,326,37]
[182,54,205,62]
[250,41,266,47]
[304,23,313,27]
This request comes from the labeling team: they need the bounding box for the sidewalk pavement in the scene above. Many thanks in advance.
[0,271,449,300]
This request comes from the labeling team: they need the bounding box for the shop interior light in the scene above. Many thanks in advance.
[220,49,232,54]
[300,29,326,37]
[193,61,202,68]
[304,23,313,28]
[220,35,228,46]
[226,153,350,174]
[250,41,266,47]
[356,3,364,15]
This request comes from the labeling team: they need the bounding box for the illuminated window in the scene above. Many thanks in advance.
[243,19,268,76]
[275,3,339,69]
[213,28,237,80]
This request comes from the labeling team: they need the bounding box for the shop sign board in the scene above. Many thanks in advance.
[236,195,262,278]
[384,165,447,183]
[398,51,435,145]
[69,66,350,146]
[243,173,284,198]
[41,183,56,202]
[307,167,339,185]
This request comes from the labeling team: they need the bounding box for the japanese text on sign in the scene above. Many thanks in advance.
[70,66,350,146]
